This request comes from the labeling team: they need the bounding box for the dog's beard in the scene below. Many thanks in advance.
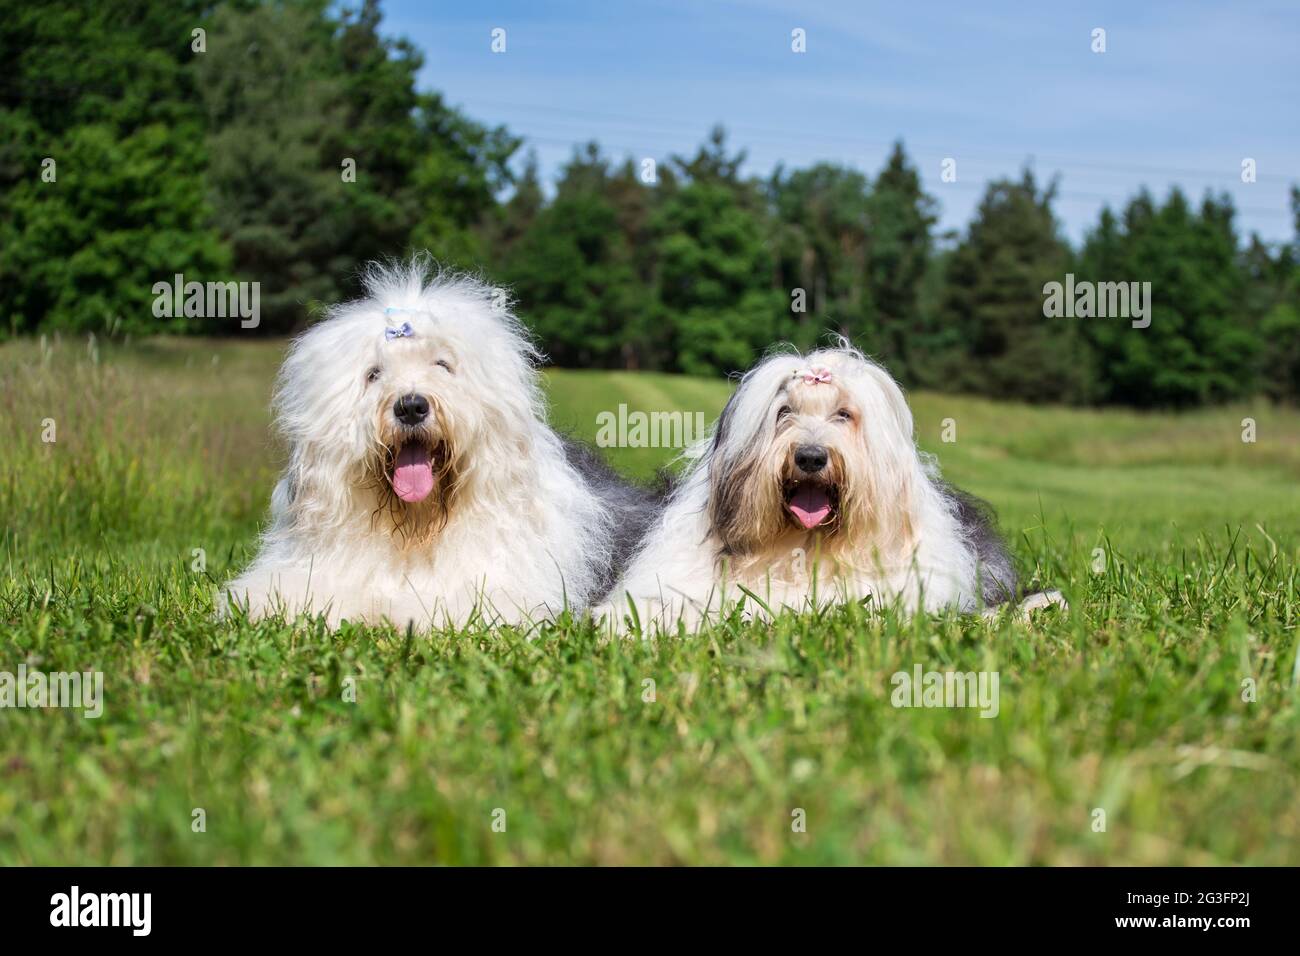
[363,428,457,545]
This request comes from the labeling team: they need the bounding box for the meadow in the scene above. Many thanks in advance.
[1,335,1297,865]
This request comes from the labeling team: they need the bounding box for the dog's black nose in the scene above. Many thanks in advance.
[394,393,430,426]
[794,444,828,473]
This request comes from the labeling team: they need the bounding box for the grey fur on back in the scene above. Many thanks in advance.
[937,481,1018,606]
[561,437,666,600]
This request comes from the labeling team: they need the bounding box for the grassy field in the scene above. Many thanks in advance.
[1,335,1298,865]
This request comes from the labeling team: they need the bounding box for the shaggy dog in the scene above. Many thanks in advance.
[225,261,652,629]
[598,344,1027,633]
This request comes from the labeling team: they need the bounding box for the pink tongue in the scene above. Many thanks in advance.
[788,485,832,529]
[392,444,434,503]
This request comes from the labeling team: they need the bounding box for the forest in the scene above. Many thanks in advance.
[2,0,1297,407]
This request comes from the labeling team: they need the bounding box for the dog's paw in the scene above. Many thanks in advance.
[980,589,1068,621]
[1017,589,1068,615]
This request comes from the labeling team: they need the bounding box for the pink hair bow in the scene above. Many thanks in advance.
[797,366,833,385]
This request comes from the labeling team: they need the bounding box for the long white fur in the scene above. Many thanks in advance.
[597,344,986,633]
[224,261,611,629]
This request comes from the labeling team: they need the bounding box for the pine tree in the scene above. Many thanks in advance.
[863,142,937,382]
[502,144,647,368]
[934,171,1087,402]
[492,150,545,256]
[768,162,871,351]
[654,128,780,375]
[0,0,229,334]
[1256,187,1300,403]
[1082,189,1255,406]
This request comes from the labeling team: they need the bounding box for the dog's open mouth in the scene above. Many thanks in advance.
[784,480,838,530]
[389,440,444,504]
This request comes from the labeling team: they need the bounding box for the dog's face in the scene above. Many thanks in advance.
[708,350,919,558]
[774,372,857,533]
[274,273,542,545]
[361,319,464,530]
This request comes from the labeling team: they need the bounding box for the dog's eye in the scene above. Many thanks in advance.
[366,366,382,384]
[833,408,854,423]
[436,359,453,373]
[776,405,793,422]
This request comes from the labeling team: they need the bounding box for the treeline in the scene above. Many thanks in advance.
[1,0,514,335]
[2,1,1297,407]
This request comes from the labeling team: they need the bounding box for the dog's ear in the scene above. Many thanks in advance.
[276,444,310,527]
[709,469,756,557]
[706,384,765,556]
[272,433,358,538]
[271,472,297,513]
[708,386,742,461]
[874,366,916,443]
[846,362,923,553]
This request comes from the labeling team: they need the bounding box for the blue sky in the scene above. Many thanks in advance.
[382,0,1298,244]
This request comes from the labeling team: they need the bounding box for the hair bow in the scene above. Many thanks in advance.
[384,321,414,341]
[797,366,833,385]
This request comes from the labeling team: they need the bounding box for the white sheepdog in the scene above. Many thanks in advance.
[225,261,629,630]
[598,345,1024,633]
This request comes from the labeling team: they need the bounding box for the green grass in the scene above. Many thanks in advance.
[2,335,1298,865]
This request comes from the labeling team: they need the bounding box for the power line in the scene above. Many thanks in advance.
[462,96,1297,185]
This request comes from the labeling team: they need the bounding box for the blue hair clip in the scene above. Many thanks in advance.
[384,321,414,340]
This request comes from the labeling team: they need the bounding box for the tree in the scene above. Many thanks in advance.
[1081,189,1255,406]
[769,162,871,351]
[653,128,780,376]
[863,142,937,381]
[934,171,1088,402]
[503,146,644,367]
[408,90,518,270]
[196,1,348,332]
[1254,187,1300,403]
[490,149,545,256]
[196,0,517,332]
[0,0,229,334]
